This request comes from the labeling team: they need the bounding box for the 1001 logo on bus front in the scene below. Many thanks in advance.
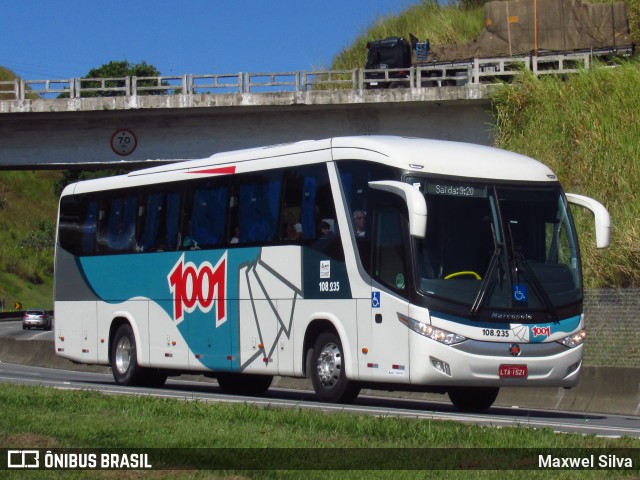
[167,253,227,326]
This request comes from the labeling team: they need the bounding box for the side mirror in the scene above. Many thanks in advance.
[565,193,611,249]
[369,181,427,238]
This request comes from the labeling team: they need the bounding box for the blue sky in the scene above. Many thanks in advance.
[2,0,423,80]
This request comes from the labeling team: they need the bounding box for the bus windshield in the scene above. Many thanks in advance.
[408,177,582,320]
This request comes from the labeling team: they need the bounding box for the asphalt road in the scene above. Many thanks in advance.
[0,318,54,340]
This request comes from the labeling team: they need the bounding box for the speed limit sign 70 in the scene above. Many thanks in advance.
[111,129,138,156]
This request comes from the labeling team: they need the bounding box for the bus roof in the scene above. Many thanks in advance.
[329,136,557,183]
[64,136,557,196]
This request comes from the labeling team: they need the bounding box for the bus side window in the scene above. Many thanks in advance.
[81,200,98,254]
[191,183,228,248]
[58,195,98,255]
[336,160,396,269]
[138,190,182,252]
[107,195,138,252]
[372,203,408,294]
[237,172,281,243]
[281,168,318,242]
[95,194,137,253]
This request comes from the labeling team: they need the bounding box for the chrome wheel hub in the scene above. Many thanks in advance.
[115,336,132,375]
[316,342,341,387]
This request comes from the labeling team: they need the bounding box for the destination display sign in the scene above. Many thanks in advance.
[426,182,487,198]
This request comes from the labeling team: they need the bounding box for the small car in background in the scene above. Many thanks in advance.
[22,309,52,330]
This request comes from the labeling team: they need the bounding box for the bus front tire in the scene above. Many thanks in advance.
[448,386,499,412]
[311,332,360,404]
[111,324,168,387]
[111,324,143,386]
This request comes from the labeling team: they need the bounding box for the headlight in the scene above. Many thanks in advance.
[558,329,586,348]
[398,314,466,345]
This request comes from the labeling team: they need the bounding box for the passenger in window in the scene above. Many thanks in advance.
[181,221,199,250]
[285,223,303,241]
[353,211,366,237]
[319,220,335,239]
[312,219,339,255]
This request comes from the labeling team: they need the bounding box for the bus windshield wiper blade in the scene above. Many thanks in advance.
[469,246,501,317]
[514,252,558,323]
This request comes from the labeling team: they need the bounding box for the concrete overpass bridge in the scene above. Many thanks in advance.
[0,64,534,169]
[3,52,600,169]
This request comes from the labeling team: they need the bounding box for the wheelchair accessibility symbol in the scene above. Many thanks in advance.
[513,284,528,303]
[372,291,381,308]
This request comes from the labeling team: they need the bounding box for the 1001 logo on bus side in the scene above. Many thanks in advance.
[167,253,227,327]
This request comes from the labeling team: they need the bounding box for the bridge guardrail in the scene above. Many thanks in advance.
[0,51,615,101]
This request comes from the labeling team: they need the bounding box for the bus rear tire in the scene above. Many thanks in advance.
[216,373,273,395]
[448,386,499,412]
[111,324,144,386]
[311,332,360,404]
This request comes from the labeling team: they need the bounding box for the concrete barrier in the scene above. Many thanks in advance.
[1,337,637,415]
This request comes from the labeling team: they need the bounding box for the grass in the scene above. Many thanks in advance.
[2,383,640,478]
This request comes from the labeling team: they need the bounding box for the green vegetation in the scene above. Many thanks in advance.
[0,170,61,309]
[491,64,640,287]
[331,1,483,71]
[1,384,640,479]
[0,66,19,100]
[0,168,129,310]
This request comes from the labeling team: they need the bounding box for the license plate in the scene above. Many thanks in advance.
[499,364,528,378]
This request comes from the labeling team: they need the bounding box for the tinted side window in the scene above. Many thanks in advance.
[139,190,181,252]
[180,179,228,249]
[373,202,408,294]
[337,160,396,238]
[227,171,282,244]
[337,160,396,268]
[96,193,138,253]
[58,195,98,255]
[59,162,346,257]
[281,164,336,232]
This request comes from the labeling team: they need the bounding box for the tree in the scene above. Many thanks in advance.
[77,60,163,98]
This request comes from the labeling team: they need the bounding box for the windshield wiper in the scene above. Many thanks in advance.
[469,245,502,317]
[512,251,559,323]
[469,219,506,318]
[506,220,558,323]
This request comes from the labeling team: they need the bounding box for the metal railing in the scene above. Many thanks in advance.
[0,51,615,101]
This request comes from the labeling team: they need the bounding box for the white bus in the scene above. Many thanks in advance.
[54,136,610,412]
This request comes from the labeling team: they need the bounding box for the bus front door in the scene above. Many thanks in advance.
[363,201,411,383]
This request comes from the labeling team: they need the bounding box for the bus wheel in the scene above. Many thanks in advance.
[217,373,273,395]
[311,332,360,404]
[111,324,143,386]
[448,387,499,412]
